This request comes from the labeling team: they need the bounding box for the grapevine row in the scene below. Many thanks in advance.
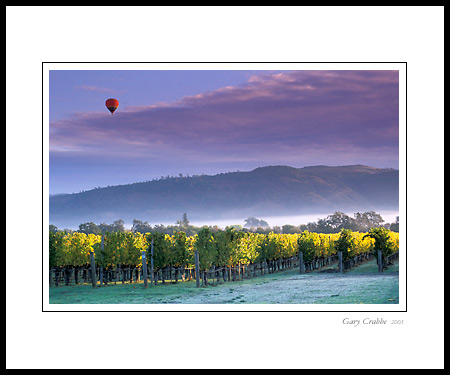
[49,227,399,271]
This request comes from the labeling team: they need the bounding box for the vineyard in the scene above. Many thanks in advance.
[49,227,399,287]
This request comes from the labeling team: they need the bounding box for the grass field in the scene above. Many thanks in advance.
[48,258,399,305]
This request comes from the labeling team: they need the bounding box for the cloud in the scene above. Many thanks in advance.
[74,85,122,94]
[51,70,399,170]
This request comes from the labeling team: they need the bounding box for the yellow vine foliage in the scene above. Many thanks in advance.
[50,229,399,269]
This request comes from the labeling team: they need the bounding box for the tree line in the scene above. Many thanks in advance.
[289,211,399,234]
[49,211,399,237]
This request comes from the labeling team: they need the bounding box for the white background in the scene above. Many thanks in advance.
[6,6,444,369]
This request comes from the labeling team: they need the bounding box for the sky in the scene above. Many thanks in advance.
[49,69,399,195]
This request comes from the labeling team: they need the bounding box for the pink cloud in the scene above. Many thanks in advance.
[74,85,124,94]
[51,70,399,168]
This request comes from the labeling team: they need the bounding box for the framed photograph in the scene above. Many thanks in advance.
[7,6,443,369]
[43,62,406,312]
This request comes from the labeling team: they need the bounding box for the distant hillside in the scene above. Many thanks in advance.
[49,165,399,228]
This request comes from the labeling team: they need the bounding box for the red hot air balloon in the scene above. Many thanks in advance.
[105,98,119,115]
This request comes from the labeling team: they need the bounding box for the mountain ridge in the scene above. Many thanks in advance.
[49,165,399,228]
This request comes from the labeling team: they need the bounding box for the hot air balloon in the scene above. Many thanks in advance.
[105,98,119,115]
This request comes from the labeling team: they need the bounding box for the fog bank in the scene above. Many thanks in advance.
[141,210,400,230]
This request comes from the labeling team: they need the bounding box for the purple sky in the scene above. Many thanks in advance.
[49,70,399,195]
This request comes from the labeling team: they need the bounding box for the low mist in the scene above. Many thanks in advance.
[124,210,400,230]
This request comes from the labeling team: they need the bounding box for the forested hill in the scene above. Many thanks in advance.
[49,165,399,228]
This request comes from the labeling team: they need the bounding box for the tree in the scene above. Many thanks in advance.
[98,220,125,233]
[214,227,240,268]
[335,229,355,260]
[112,219,125,232]
[49,231,63,268]
[172,231,188,268]
[309,212,356,233]
[49,224,59,233]
[353,211,384,231]
[297,231,319,261]
[389,216,399,232]
[363,227,396,263]
[78,222,101,235]
[282,224,301,234]
[244,217,269,229]
[325,212,356,232]
[131,219,152,234]
[148,232,171,270]
[194,227,216,271]
[176,213,190,227]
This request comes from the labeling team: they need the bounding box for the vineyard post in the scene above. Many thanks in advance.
[195,250,200,288]
[99,234,104,287]
[378,250,383,273]
[338,251,343,273]
[89,251,97,288]
[150,238,154,286]
[142,250,148,288]
[299,251,304,273]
